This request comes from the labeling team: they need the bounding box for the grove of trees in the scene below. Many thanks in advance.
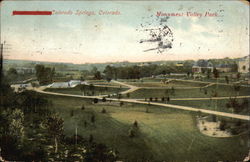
[35,64,55,85]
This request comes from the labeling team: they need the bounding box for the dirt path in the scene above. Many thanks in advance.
[111,80,141,94]
[29,87,250,121]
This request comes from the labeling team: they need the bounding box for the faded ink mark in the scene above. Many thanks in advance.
[137,15,174,54]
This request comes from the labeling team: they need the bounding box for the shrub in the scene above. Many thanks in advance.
[120,101,124,107]
[101,108,106,113]
[93,98,98,104]
[128,129,135,138]
[102,97,107,102]
[89,134,93,143]
[91,115,95,123]
[219,120,226,131]
[133,120,138,128]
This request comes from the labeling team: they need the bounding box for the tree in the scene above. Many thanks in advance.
[46,114,64,153]
[206,70,211,79]
[7,68,18,81]
[80,85,87,96]
[103,65,114,80]
[9,109,25,143]
[70,110,74,117]
[128,121,139,138]
[133,120,138,128]
[120,101,124,107]
[93,98,98,104]
[213,68,219,79]
[35,65,55,85]
[89,84,95,96]
[94,71,102,80]
[101,108,106,113]
[102,97,106,102]
[7,68,17,75]
[89,134,94,143]
[219,120,226,130]
[233,84,241,96]
[225,76,229,84]
[171,87,175,96]
[236,72,241,81]
[91,114,95,123]
[213,68,219,111]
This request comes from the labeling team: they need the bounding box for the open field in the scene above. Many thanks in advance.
[45,85,128,96]
[124,84,250,99]
[44,95,249,161]
[87,80,127,87]
[123,80,207,88]
[169,99,249,115]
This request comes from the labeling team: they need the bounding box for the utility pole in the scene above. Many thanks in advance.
[0,43,3,86]
[75,125,78,146]
[0,43,3,110]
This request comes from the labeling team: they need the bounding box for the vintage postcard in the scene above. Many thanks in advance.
[0,0,249,161]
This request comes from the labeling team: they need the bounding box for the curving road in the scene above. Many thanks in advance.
[28,86,250,121]
[13,79,250,121]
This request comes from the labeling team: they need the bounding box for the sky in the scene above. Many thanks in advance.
[0,0,249,64]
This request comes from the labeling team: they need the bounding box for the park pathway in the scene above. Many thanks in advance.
[111,80,141,94]
[29,86,250,121]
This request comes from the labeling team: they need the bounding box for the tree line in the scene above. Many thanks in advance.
[103,62,193,80]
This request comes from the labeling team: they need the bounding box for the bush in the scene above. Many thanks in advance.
[102,97,106,102]
[219,120,226,131]
[120,101,124,107]
[133,120,138,128]
[93,98,98,104]
[89,134,93,143]
[101,108,106,113]
[91,115,95,123]
[212,115,217,122]
[128,129,135,138]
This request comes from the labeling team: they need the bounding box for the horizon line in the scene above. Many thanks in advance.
[3,56,246,65]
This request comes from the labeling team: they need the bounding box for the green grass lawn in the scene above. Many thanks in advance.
[44,95,249,161]
[124,80,207,88]
[87,80,126,87]
[44,85,128,96]
[169,99,249,115]
[125,84,250,99]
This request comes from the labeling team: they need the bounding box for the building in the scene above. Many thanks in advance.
[48,80,88,88]
[176,62,184,67]
[69,80,82,87]
[16,67,35,74]
[192,60,213,73]
[215,64,232,73]
[238,56,249,73]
